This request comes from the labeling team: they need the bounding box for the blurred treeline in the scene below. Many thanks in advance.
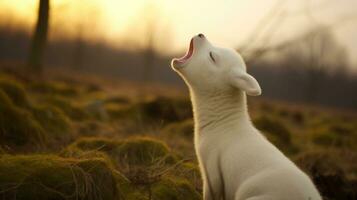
[248,27,357,110]
[1,2,357,110]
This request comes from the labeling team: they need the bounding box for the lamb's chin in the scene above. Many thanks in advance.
[171,59,188,70]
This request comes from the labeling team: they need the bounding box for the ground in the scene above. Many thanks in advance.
[0,67,356,200]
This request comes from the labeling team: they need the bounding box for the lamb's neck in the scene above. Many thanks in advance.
[190,89,251,136]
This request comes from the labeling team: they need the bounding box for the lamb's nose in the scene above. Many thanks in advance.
[198,33,204,38]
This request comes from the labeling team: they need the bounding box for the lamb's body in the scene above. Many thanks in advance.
[171,34,322,200]
[192,91,321,200]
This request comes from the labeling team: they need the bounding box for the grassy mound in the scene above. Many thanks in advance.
[0,155,119,200]
[105,95,130,104]
[117,137,175,166]
[163,119,194,139]
[105,97,192,124]
[277,108,305,125]
[312,123,356,149]
[117,177,201,200]
[105,103,132,120]
[31,105,72,144]
[174,162,202,191]
[64,137,123,154]
[28,81,79,97]
[44,95,89,121]
[294,151,356,200]
[0,90,46,148]
[77,121,112,136]
[64,137,175,166]
[62,137,200,199]
[253,116,298,154]
[132,97,192,124]
[0,77,29,107]
[150,178,201,200]
[85,100,110,121]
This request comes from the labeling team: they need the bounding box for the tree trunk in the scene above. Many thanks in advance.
[28,0,50,74]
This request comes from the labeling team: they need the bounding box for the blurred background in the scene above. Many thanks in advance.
[0,1,356,200]
[1,0,357,108]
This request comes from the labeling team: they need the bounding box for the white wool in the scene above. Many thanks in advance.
[171,34,322,200]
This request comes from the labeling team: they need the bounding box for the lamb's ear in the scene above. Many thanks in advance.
[229,69,262,96]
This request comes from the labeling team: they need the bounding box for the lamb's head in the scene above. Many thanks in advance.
[171,34,261,96]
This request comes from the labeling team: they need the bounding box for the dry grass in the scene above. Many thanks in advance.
[0,68,356,199]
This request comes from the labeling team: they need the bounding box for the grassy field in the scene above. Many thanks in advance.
[0,67,356,200]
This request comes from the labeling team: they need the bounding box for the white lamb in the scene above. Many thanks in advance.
[171,34,322,200]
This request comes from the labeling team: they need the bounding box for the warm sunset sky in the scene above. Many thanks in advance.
[0,0,356,65]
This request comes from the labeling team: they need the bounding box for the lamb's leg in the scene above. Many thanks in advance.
[202,165,223,200]
[203,177,224,200]
[203,179,214,200]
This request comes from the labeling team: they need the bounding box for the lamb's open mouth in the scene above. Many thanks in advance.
[173,38,194,66]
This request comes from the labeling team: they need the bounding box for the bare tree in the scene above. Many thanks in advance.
[28,0,50,74]
[239,0,357,65]
[278,27,349,102]
[237,0,356,104]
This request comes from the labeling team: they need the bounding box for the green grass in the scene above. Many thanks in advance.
[0,154,119,200]
[0,69,356,199]
[28,81,80,97]
[0,90,47,148]
[253,115,299,154]
[0,77,30,107]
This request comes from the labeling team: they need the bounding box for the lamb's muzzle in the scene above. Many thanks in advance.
[172,38,194,68]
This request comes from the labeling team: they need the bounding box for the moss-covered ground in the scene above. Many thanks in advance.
[0,69,356,199]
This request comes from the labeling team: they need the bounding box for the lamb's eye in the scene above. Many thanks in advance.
[209,52,216,62]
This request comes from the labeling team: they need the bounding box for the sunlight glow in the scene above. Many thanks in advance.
[0,0,356,59]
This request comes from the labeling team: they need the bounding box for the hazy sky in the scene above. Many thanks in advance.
[1,0,357,66]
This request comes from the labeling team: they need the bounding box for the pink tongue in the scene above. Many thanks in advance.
[176,39,193,63]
